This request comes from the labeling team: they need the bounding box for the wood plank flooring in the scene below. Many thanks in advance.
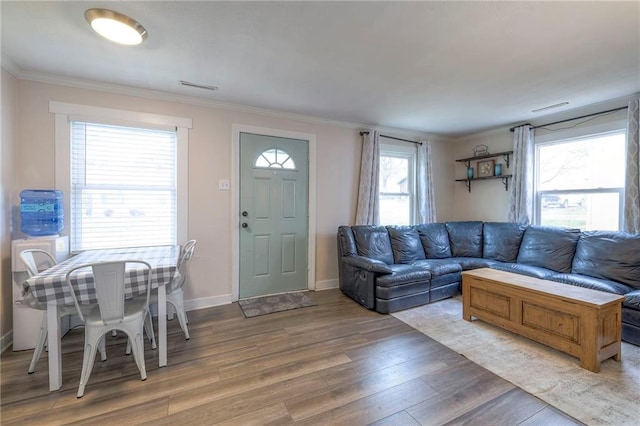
[0,289,582,425]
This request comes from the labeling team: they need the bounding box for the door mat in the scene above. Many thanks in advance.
[238,292,316,318]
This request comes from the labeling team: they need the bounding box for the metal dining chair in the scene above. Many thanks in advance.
[165,239,197,340]
[130,240,196,347]
[65,260,153,397]
[19,249,106,374]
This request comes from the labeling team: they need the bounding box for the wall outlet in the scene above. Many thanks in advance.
[219,179,230,190]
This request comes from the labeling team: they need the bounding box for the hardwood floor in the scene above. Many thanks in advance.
[0,289,582,425]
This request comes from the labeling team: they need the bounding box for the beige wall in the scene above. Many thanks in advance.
[1,69,18,346]
[452,128,513,222]
[3,77,455,328]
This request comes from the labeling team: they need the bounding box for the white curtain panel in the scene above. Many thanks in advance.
[624,98,640,233]
[417,140,437,223]
[355,130,380,225]
[507,124,534,224]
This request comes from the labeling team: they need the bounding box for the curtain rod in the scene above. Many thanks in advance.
[509,106,628,132]
[359,131,423,145]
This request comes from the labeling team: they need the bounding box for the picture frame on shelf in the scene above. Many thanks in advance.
[477,159,495,178]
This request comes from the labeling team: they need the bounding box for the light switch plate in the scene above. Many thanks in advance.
[219,179,230,190]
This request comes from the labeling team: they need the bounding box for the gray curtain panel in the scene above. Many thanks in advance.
[355,130,380,225]
[507,124,534,224]
[417,140,437,223]
[624,98,640,233]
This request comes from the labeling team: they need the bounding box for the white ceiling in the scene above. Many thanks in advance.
[2,1,639,137]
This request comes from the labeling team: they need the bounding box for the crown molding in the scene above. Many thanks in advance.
[1,55,21,77]
[6,67,446,141]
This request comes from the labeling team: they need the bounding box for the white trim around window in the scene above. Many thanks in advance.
[51,101,192,251]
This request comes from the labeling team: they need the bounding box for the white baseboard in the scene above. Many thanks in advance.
[314,279,339,291]
[1,330,13,354]
[184,294,233,312]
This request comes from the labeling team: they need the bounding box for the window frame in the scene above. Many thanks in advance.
[379,140,417,225]
[533,127,626,231]
[51,102,191,253]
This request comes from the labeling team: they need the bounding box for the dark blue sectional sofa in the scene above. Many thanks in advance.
[337,221,640,346]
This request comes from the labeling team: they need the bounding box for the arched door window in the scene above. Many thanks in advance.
[255,148,296,169]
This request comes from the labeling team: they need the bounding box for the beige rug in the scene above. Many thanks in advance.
[392,297,640,426]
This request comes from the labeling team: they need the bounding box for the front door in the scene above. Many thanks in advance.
[239,132,309,299]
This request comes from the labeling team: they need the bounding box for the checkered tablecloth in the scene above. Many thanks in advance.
[24,245,181,306]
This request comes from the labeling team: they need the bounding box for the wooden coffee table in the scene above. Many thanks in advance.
[462,268,624,372]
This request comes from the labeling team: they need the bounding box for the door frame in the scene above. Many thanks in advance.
[231,124,317,301]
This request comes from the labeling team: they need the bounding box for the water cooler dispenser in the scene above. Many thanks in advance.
[11,189,69,351]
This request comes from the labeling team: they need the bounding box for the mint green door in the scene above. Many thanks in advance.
[239,132,309,299]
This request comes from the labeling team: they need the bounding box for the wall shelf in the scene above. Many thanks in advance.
[455,150,513,192]
[455,175,512,192]
[455,150,514,169]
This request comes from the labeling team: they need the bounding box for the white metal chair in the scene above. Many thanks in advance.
[19,249,106,374]
[138,240,196,341]
[164,240,196,339]
[65,260,152,398]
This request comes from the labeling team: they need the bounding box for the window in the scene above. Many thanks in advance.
[51,102,191,252]
[535,131,626,231]
[379,141,416,225]
[71,122,177,250]
[255,148,296,169]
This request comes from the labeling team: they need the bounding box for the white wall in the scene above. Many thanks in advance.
[6,77,455,314]
[1,69,18,347]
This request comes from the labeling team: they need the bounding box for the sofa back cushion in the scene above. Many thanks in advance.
[517,226,580,272]
[445,221,483,258]
[572,231,640,289]
[416,223,452,259]
[337,226,358,257]
[387,226,426,264]
[483,222,526,262]
[351,226,394,264]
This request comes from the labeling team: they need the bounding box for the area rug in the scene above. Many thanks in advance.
[238,292,316,318]
[392,296,640,426]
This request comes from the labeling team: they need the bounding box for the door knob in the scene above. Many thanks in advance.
[241,222,248,228]
[242,211,248,217]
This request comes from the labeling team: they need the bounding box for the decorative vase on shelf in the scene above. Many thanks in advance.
[494,163,502,176]
[467,167,474,179]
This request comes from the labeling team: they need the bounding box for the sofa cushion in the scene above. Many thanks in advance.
[624,290,640,310]
[552,273,634,295]
[387,226,426,264]
[445,221,483,258]
[412,259,462,276]
[572,231,640,290]
[483,222,526,262]
[449,257,498,271]
[351,226,394,265]
[416,223,452,259]
[516,226,580,273]
[337,226,358,257]
[376,265,432,288]
[490,262,558,280]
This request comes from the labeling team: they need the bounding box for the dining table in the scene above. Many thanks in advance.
[23,244,181,391]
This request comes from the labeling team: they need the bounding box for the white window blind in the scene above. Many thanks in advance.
[71,121,177,251]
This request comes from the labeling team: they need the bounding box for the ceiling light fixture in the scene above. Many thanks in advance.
[179,80,219,91]
[531,102,569,113]
[85,8,147,46]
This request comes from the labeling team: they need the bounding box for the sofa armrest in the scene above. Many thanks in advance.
[342,255,393,274]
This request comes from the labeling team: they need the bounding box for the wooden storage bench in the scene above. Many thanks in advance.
[462,268,624,372]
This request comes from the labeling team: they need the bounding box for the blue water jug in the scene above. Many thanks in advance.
[20,190,64,237]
